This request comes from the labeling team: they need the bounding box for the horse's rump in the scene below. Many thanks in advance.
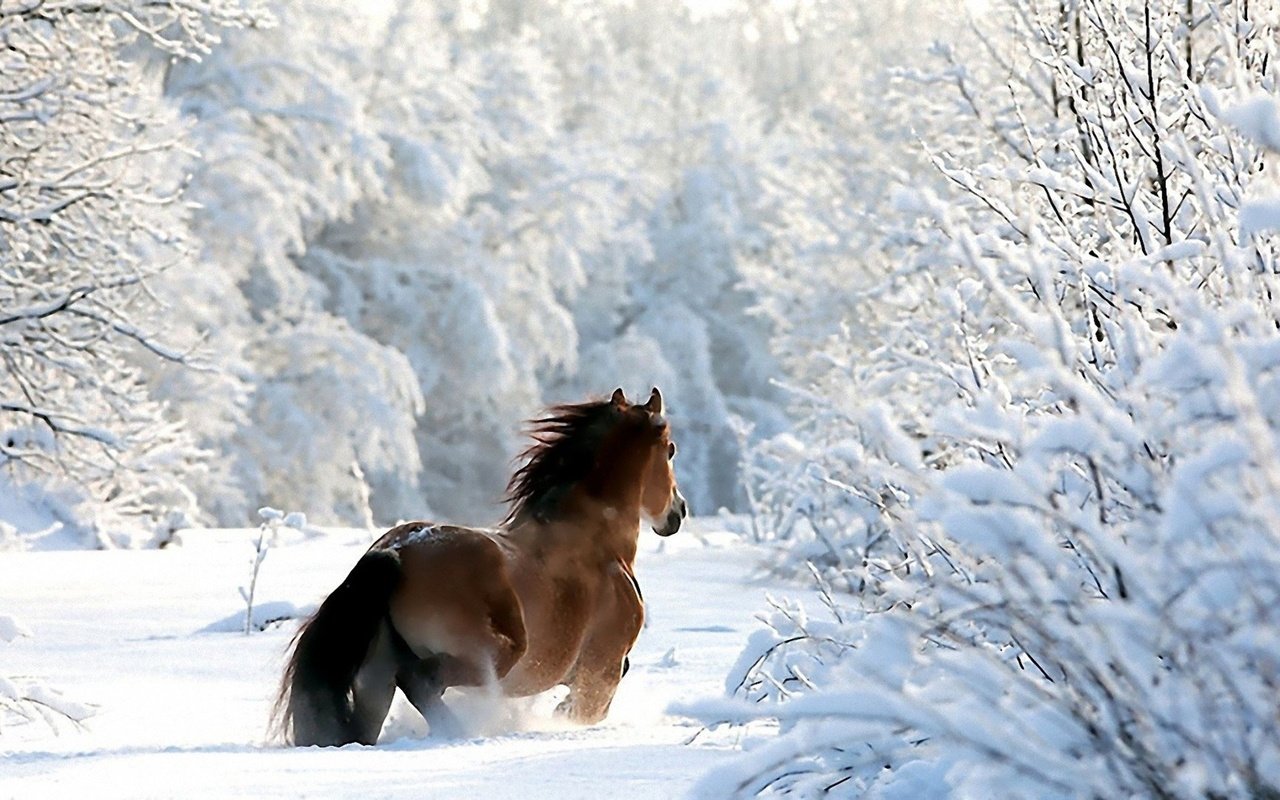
[381,523,527,686]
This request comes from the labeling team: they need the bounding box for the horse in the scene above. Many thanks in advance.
[273,387,688,746]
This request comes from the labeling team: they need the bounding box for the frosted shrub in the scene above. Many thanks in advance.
[240,508,307,635]
[705,300,1280,797]
[710,1,1280,796]
[1,615,94,735]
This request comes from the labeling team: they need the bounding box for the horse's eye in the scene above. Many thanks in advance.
[667,442,676,460]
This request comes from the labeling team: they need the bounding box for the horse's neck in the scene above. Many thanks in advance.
[580,443,650,561]
[503,491,641,566]
[504,440,650,564]
[576,492,642,563]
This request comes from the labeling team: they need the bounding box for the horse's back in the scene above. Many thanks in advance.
[375,522,526,685]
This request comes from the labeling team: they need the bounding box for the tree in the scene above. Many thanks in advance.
[156,0,442,525]
[0,0,263,546]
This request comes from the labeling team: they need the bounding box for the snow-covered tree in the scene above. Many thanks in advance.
[2,0,937,538]
[0,0,263,545]
[155,0,799,524]
[709,1,1280,796]
[156,1,436,525]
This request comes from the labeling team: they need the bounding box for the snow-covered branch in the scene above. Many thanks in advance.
[0,614,96,734]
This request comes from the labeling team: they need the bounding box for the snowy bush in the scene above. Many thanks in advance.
[711,0,1280,796]
[239,507,307,635]
[1,614,94,734]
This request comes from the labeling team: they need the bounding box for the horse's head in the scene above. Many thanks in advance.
[610,387,688,537]
[504,387,689,535]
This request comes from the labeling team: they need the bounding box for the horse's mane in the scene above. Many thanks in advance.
[504,399,617,525]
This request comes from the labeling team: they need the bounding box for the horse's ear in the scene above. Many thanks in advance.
[611,387,627,407]
[643,387,663,415]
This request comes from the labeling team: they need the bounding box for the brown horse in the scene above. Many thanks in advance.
[273,387,688,746]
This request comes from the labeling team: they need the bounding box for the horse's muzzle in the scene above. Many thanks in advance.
[653,490,688,537]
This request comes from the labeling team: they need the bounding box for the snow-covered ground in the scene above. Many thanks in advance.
[1,521,793,799]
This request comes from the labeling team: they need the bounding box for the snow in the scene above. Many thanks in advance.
[0,614,32,643]
[198,601,312,635]
[0,522,803,798]
[1221,93,1280,151]
[0,476,75,551]
[1240,196,1280,237]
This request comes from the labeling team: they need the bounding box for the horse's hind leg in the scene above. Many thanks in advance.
[386,626,466,738]
[348,619,399,745]
[395,655,466,738]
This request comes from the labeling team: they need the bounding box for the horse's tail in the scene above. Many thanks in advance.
[272,549,402,746]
